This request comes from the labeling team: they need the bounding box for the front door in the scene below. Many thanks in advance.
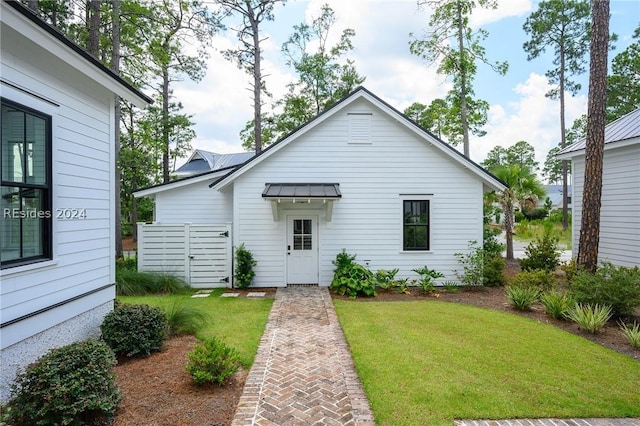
[286,216,318,284]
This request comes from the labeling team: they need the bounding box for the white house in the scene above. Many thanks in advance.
[135,87,506,288]
[0,1,151,402]
[557,108,640,268]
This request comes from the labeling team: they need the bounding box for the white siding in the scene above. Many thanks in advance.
[231,98,484,287]
[154,180,233,223]
[571,143,640,267]
[1,16,116,378]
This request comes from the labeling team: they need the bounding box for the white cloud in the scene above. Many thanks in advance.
[470,0,532,27]
[469,72,587,169]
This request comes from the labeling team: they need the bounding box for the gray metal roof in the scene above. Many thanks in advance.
[558,107,640,155]
[175,150,254,176]
[262,183,342,199]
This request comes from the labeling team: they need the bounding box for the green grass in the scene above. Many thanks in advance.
[334,300,640,426]
[119,290,272,367]
[514,221,571,249]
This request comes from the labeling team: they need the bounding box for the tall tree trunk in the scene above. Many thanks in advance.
[503,200,514,260]
[249,5,262,154]
[112,0,123,259]
[457,1,470,158]
[578,0,609,273]
[559,48,569,231]
[87,0,101,56]
[162,63,170,183]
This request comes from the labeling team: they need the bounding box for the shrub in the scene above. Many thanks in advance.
[101,303,167,357]
[330,250,376,298]
[509,269,556,292]
[540,290,574,320]
[619,321,640,348]
[560,258,580,283]
[185,337,240,385]
[484,255,506,287]
[570,262,640,317]
[116,268,190,296]
[518,231,561,272]
[5,339,121,426]
[412,266,444,293]
[483,226,505,259]
[454,241,484,287]
[234,243,257,289]
[374,268,400,291]
[566,303,612,334]
[165,302,209,336]
[442,281,460,292]
[506,285,539,311]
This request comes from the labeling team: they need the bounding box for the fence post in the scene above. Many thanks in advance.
[137,222,144,271]
[184,223,191,285]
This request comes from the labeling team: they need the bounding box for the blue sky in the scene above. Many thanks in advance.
[174,0,640,171]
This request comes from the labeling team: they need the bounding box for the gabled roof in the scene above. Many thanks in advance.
[557,107,640,158]
[175,150,254,176]
[211,86,507,192]
[2,1,152,108]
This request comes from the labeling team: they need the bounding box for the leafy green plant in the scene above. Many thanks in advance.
[560,258,580,283]
[185,336,240,385]
[483,226,505,258]
[540,290,574,320]
[234,243,257,289]
[413,266,444,293]
[330,250,376,298]
[570,262,640,317]
[483,255,506,287]
[566,303,612,334]
[165,302,209,336]
[619,321,640,348]
[442,281,460,292]
[506,285,540,311]
[116,267,190,296]
[374,268,400,291]
[100,303,167,357]
[5,339,121,426]
[454,241,484,287]
[518,230,561,272]
[509,269,556,292]
[396,278,410,294]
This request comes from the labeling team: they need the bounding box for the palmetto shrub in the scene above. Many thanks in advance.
[5,339,121,426]
[101,303,167,357]
[506,285,539,311]
[566,303,612,334]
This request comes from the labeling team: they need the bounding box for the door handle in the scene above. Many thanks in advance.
[287,245,290,255]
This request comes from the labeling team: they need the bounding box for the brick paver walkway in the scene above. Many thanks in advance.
[232,286,375,426]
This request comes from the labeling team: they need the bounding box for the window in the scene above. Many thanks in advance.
[403,200,429,251]
[292,219,312,250]
[1,99,52,268]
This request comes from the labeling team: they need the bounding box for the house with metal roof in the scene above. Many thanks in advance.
[135,87,505,288]
[0,1,151,402]
[174,149,253,177]
[557,107,640,267]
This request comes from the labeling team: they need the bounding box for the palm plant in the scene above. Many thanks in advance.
[491,164,546,260]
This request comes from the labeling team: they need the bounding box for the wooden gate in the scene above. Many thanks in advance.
[137,223,232,288]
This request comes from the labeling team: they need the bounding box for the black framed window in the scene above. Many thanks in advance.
[403,200,430,251]
[1,98,52,268]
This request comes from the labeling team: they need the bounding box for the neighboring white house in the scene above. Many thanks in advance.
[135,87,506,288]
[557,108,640,267]
[0,1,151,402]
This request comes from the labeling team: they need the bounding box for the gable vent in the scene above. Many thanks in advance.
[348,113,372,144]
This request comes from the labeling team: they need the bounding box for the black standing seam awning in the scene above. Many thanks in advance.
[262,183,341,199]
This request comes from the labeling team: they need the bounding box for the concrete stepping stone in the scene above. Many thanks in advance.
[246,292,266,298]
[220,292,240,298]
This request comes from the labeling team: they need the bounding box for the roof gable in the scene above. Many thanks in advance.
[212,86,506,192]
[557,107,640,158]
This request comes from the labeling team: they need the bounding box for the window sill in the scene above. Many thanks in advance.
[400,250,433,254]
[0,259,59,278]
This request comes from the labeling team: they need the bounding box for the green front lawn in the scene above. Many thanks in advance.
[334,300,640,426]
[119,290,273,367]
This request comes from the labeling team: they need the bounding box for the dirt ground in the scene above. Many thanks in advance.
[112,260,639,426]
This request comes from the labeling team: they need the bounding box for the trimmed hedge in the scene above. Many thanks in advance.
[100,303,167,357]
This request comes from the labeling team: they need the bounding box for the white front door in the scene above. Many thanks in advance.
[286,216,318,284]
